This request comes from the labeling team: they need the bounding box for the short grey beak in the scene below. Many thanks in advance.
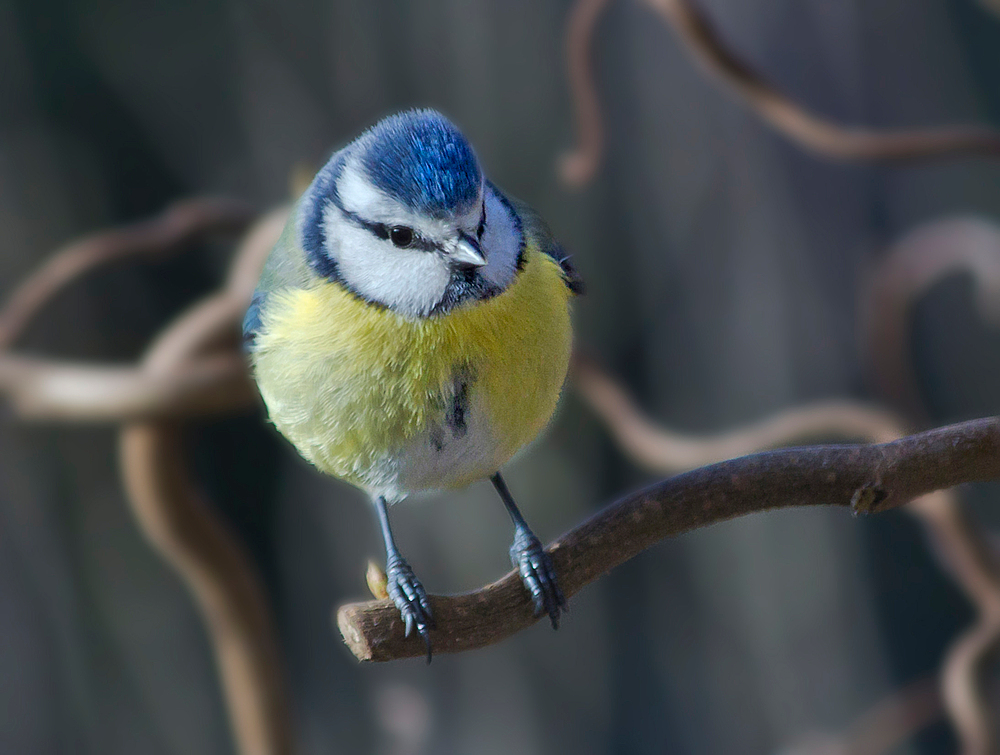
[450,232,487,268]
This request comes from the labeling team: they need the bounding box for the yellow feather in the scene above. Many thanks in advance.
[251,245,573,492]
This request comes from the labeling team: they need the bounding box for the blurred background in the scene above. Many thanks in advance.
[3,0,1000,753]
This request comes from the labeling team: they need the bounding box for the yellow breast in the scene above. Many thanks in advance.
[251,246,573,494]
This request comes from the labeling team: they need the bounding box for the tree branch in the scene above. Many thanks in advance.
[0,197,253,350]
[643,0,1000,161]
[117,207,294,755]
[0,207,288,423]
[337,416,1000,661]
[572,353,907,469]
[861,216,1000,424]
[120,424,293,755]
[0,202,293,755]
[0,351,253,421]
[558,0,611,187]
[558,0,1000,185]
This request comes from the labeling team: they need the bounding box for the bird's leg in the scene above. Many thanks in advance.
[373,495,434,661]
[490,472,566,629]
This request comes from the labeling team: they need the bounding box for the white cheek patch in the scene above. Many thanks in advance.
[322,202,451,317]
[318,156,521,315]
[478,188,521,290]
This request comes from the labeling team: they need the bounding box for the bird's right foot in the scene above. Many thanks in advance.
[385,555,435,661]
[510,526,566,630]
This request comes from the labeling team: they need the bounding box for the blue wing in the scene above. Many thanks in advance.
[505,193,585,295]
[243,200,317,351]
[242,291,267,349]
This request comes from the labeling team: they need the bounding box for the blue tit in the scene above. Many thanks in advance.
[243,109,583,659]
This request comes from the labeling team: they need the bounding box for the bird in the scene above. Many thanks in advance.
[243,109,583,660]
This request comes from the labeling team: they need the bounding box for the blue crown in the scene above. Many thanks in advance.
[359,110,482,218]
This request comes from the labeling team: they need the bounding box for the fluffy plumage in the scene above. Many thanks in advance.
[245,109,581,652]
[252,242,572,501]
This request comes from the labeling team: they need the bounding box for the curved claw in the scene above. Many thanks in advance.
[510,530,567,630]
[385,556,434,662]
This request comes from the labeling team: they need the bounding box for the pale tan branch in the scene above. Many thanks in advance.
[784,678,940,755]
[225,207,290,301]
[941,615,1000,755]
[643,0,1000,161]
[0,207,287,423]
[845,677,941,755]
[144,206,288,375]
[558,0,611,187]
[559,0,1000,185]
[0,352,253,421]
[573,354,906,471]
[117,206,293,755]
[337,416,1000,661]
[977,0,1000,19]
[919,488,1000,755]
[861,217,1000,423]
[857,216,1000,754]
[120,424,293,755]
[0,197,253,350]
[0,200,293,755]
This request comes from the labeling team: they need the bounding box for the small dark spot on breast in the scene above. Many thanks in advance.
[446,378,469,438]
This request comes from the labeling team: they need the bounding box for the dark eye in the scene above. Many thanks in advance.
[389,226,414,248]
[476,218,486,240]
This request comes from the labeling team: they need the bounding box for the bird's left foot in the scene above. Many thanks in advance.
[510,527,566,629]
[385,555,435,662]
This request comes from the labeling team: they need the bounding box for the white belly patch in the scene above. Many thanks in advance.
[366,388,501,502]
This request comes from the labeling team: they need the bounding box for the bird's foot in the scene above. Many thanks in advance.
[385,555,435,662]
[510,528,566,629]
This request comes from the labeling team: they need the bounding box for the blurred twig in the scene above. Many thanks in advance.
[121,424,292,755]
[862,216,1000,424]
[843,677,941,755]
[559,0,1000,185]
[0,198,253,350]
[579,352,1000,755]
[0,205,293,755]
[0,208,289,423]
[119,210,293,755]
[0,198,260,422]
[338,416,1000,661]
[0,351,252,421]
[915,495,1000,755]
[976,0,1000,19]
[574,353,905,467]
[558,0,611,187]
[783,677,940,755]
[859,215,1000,755]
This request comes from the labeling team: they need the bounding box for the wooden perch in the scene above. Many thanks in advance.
[576,355,1000,754]
[338,416,1000,661]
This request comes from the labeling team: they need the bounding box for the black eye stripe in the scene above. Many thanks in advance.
[335,204,440,252]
